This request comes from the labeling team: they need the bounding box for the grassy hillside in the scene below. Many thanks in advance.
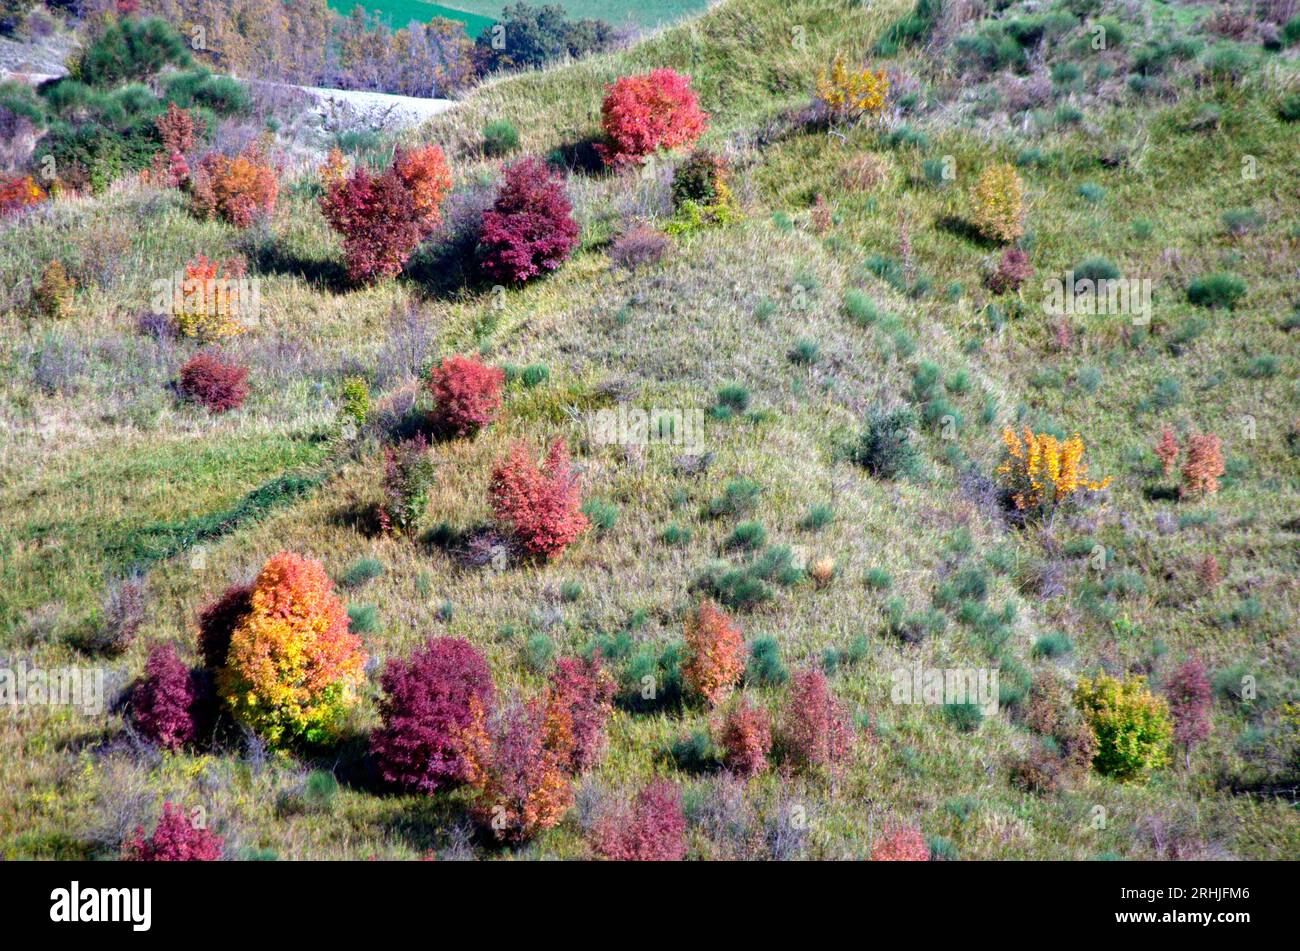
[1,0,1297,860]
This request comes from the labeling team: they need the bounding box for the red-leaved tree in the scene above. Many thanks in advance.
[718,696,772,777]
[428,354,505,437]
[1165,655,1212,768]
[477,156,579,284]
[370,637,496,793]
[320,165,423,284]
[393,144,453,235]
[597,68,708,168]
[178,351,249,414]
[591,779,688,861]
[488,439,589,559]
[781,668,853,774]
[131,643,198,751]
[460,697,574,845]
[543,656,615,774]
[123,803,223,861]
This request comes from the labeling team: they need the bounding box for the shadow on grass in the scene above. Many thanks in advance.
[251,242,352,294]
[936,214,1002,249]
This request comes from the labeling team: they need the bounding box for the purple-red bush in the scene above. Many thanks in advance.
[477,156,580,284]
[718,697,772,777]
[321,165,423,284]
[427,354,505,437]
[591,779,688,861]
[543,656,615,774]
[986,246,1032,294]
[488,439,589,559]
[196,582,253,670]
[1166,655,1212,765]
[123,803,223,861]
[370,637,496,793]
[131,643,197,751]
[178,351,249,414]
[781,668,853,773]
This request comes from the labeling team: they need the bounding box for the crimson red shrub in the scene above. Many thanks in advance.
[477,156,579,284]
[718,696,772,777]
[428,354,505,437]
[781,668,852,774]
[321,165,423,284]
[123,803,223,861]
[370,637,496,793]
[489,439,589,559]
[591,779,687,861]
[178,350,249,413]
[131,643,197,751]
[597,69,708,168]
[543,656,615,773]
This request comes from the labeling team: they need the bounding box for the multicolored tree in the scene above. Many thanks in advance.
[218,552,367,747]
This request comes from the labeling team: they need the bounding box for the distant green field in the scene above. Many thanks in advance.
[328,0,709,34]
[446,0,710,28]
[328,0,497,35]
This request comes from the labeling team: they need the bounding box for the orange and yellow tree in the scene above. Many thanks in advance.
[219,552,367,747]
[816,55,890,122]
[996,428,1111,516]
[682,599,745,707]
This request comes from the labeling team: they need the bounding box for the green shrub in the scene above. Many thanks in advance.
[347,603,378,634]
[78,16,192,86]
[1032,631,1074,658]
[483,119,520,156]
[582,498,619,532]
[789,338,821,365]
[1073,257,1120,284]
[707,478,761,518]
[943,702,984,733]
[523,633,555,672]
[801,504,835,531]
[1187,273,1246,309]
[662,523,693,546]
[341,557,384,588]
[850,407,922,480]
[1074,673,1172,781]
[726,521,768,550]
[1279,94,1300,122]
[746,636,788,686]
[865,567,893,590]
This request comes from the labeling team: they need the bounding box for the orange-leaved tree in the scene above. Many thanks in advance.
[219,552,367,747]
[682,599,745,707]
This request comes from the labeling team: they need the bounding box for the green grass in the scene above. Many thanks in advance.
[327,0,497,36]
[2,0,1298,862]
[328,0,708,35]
